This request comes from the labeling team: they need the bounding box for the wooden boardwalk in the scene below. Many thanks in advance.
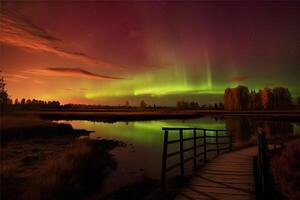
[176,146,257,200]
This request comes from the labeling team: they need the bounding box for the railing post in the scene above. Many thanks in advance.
[160,127,232,190]
[161,129,168,189]
[179,129,184,176]
[216,130,219,154]
[258,129,268,198]
[193,128,197,169]
[203,129,207,162]
[229,131,233,151]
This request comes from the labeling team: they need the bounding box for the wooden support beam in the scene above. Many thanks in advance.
[203,129,207,162]
[161,130,168,188]
[193,128,197,169]
[180,129,184,176]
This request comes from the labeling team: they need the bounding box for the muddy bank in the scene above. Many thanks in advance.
[1,116,91,144]
[1,138,124,200]
[29,110,203,122]
[1,116,125,200]
[5,109,300,123]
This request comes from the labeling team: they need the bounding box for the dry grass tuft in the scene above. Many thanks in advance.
[1,139,121,200]
[22,139,119,200]
[0,162,23,200]
[1,116,90,144]
[271,139,300,200]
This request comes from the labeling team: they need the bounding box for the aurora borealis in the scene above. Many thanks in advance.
[1,1,300,105]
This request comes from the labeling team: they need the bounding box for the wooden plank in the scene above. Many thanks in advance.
[176,146,257,200]
[188,185,255,195]
[181,187,255,200]
[189,183,255,191]
[200,171,253,176]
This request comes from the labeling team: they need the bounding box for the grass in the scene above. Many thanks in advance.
[271,139,300,200]
[1,139,122,200]
[103,178,157,200]
[1,116,91,144]
[0,162,23,200]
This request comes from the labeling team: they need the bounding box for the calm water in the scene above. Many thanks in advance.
[57,116,300,195]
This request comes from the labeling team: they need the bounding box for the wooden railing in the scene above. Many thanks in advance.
[257,130,268,199]
[256,129,285,199]
[161,127,233,188]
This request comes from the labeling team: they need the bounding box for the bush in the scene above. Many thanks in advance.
[271,139,300,200]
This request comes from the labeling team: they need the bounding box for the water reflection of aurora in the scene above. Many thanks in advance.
[58,118,300,181]
[63,118,226,143]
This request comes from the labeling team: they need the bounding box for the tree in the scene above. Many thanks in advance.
[214,103,218,110]
[140,100,147,109]
[260,88,273,109]
[218,102,224,109]
[201,104,208,109]
[272,87,292,109]
[0,71,9,106]
[249,90,262,110]
[21,98,26,105]
[224,85,249,110]
[176,101,183,108]
[14,98,19,105]
[125,100,129,108]
[190,101,199,109]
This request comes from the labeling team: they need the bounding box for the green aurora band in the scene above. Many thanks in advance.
[85,64,224,99]
[82,62,299,106]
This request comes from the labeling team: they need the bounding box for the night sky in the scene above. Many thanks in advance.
[1,1,300,105]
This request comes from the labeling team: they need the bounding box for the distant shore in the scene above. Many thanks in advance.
[5,109,300,122]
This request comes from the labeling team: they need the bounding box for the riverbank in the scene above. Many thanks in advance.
[4,109,300,122]
[11,110,203,122]
[1,116,91,144]
[0,116,125,200]
[1,139,123,200]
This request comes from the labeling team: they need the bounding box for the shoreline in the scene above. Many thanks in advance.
[0,116,124,200]
[4,109,300,122]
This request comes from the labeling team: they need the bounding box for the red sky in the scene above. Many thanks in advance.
[1,1,300,105]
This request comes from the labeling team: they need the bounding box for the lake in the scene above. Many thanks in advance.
[56,116,300,195]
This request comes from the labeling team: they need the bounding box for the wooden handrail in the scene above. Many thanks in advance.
[161,127,233,188]
[257,129,268,199]
[162,127,232,132]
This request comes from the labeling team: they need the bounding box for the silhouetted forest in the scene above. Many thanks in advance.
[224,85,294,110]
[176,100,224,110]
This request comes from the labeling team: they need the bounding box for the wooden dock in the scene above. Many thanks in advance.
[176,146,257,200]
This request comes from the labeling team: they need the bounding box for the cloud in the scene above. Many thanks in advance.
[5,77,20,83]
[229,75,249,82]
[0,9,124,69]
[64,88,73,91]
[26,67,126,80]
[3,73,29,82]
[34,80,46,85]
[4,73,29,79]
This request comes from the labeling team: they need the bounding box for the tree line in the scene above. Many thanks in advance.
[14,98,60,108]
[224,85,294,110]
[176,100,224,110]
